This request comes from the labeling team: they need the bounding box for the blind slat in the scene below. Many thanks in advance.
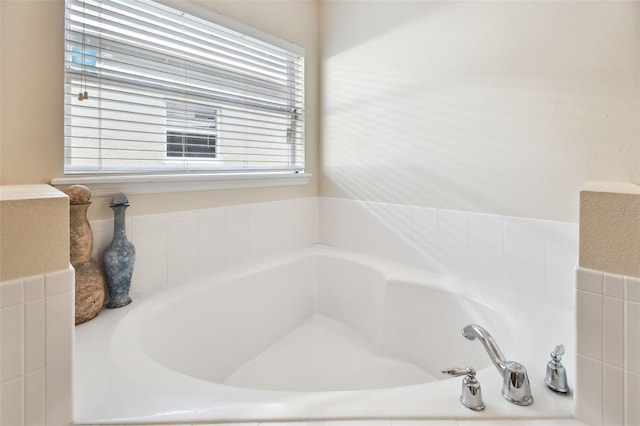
[64,0,305,175]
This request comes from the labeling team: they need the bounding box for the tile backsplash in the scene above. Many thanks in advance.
[90,197,319,295]
[0,266,75,426]
[575,268,640,426]
[320,197,578,308]
[89,196,578,305]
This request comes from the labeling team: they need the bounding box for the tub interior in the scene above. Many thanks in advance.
[137,255,513,392]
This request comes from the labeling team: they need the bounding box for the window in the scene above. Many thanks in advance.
[166,102,218,159]
[63,0,305,177]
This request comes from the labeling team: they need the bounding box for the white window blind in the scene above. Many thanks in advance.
[64,0,305,176]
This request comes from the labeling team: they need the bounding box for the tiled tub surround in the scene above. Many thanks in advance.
[75,245,574,424]
[0,267,75,426]
[320,197,578,309]
[89,197,319,295]
[0,184,74,426]
[89,196,578,303]
[575,268,640,426]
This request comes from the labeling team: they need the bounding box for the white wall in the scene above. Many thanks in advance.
[320,1,640,223]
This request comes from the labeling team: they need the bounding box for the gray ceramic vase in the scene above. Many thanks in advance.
[104,193,135,309]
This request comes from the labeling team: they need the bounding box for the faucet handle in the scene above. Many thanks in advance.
[551,344,565,361]
[441,366,475,377]
[545,344,569,393]
[441,366,485,411]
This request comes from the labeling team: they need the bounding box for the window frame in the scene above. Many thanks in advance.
[53,0,310,196]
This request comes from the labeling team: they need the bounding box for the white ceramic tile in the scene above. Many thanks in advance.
[1,376,24,426]
[225,204,250,241]
[131,213,168,257]
[625,275,640,303]
[318,197,338,245]
[504,259,546,300]
[545,267,575,308]
[351,201,383,241]
[198,242,226,276]
[249,201,275,259]
[343,202,383,257]
[576,267,603,294]
[0,304,24,382]
[576,290,603,361]
[604,273,625,299]
[25,368,45,426]
[626,370,640,426]
[167,209,197,224]
[23,274,44,302]
[468,212,504,256]
[0,278,23,307]
[575,354,603,426]
[282,198,304,250]
[130,253,168,294]
[167,215,198,253]
[603,364,624,426]
[387,203,412,240]
[504,216,546,266]
[45,266,74,296]
[91,219,114,259]
[45,357,73,426]
[330,422,391,426]
[25,298,45,373]
[269,200,299,253]
[411,207,438,248]
[626,300,640,374]
[301,197,320,245]
[225,237,251,268]
[409,209,439,272]
[45,291,74,365]
[321,198,359,249]
[198,205,225,219]
[438,209,468,247]
[468,251,505,289]
[603,296,624,368]
[167,248,199,286]
[293,198,318,247]
[393,421,457,426]
[438,209,469,278]
[89,217,112,233]
[545,221,578,270]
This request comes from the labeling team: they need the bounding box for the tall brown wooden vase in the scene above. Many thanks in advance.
[64,185,106,324]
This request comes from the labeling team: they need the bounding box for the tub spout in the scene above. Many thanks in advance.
[461,324,533,406]
[462,324,507,374]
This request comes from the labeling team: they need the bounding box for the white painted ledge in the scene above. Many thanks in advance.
[51,172,311,197]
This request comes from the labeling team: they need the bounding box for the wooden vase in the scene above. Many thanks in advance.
[64,185,106,325]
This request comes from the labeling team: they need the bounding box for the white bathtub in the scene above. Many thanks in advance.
[75,245,574,424]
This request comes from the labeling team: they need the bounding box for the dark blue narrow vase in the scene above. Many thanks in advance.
[104,193,135,309]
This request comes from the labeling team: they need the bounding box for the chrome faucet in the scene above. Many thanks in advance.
[461,324,533,406]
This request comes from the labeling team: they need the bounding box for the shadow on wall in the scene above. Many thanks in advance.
[320,1,639,223]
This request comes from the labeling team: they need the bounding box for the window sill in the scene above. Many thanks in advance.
[51,172,311,197]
